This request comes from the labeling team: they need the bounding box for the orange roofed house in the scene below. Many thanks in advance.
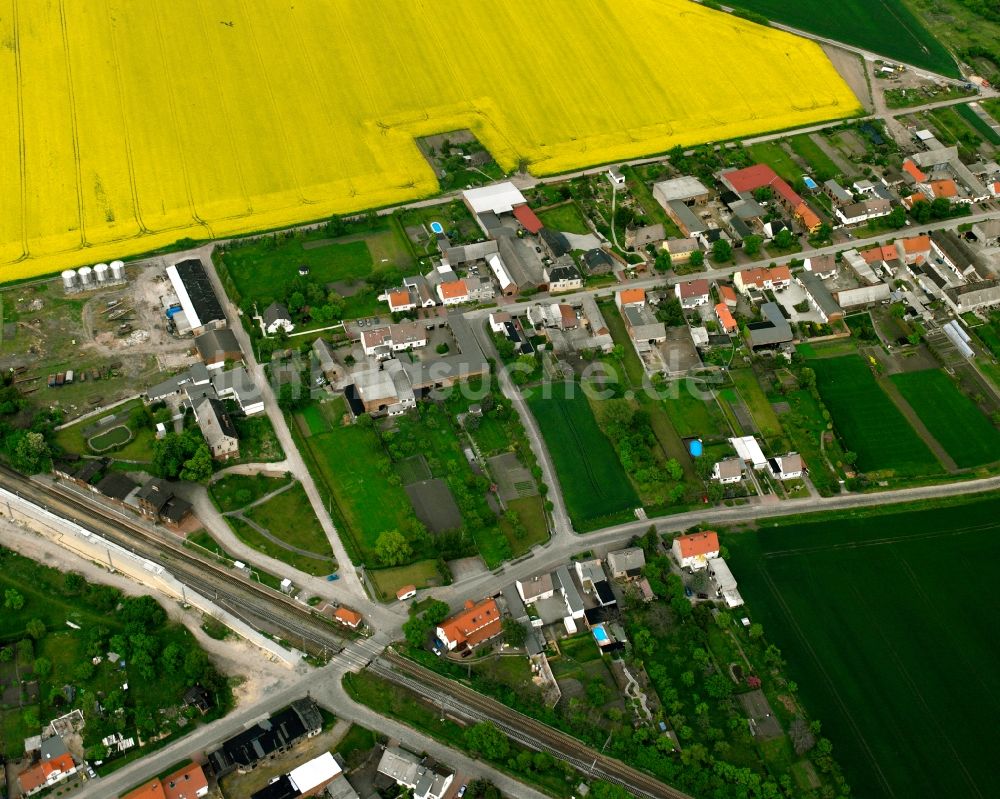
[334,607,363,629]
[122,763,209,799]
[435,598,502,652]
[671,531,720,571]
[18,737,79,797]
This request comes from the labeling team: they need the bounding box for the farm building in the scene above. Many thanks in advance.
[797,272,843,322]
[665,237,700,263]
[194,328,243,370]
[165,259,226,336]
[729,436,768,470]
[708,558,744,608]
[193,397,240,460]
[746,302,793,349]
[672,531,720,571]
[653,176,711,207]
[626,223,666,249]
[835,284,891,309]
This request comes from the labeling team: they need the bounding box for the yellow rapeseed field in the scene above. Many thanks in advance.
[0,0,859,281]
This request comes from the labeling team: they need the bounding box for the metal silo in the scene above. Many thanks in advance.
[110,260,126,282]
[94,262,110,283]
[78,266,93,287]
[61,269,78,291]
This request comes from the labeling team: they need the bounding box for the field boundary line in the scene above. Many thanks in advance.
[11,0,28,259]
[758,564,896,797]
[57,0,87,248]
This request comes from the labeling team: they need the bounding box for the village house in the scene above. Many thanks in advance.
[733,265,792,295]
[607,547,646,579]
[672,531,720,571]
[769,453,804,480]
[675,278,711,309]
[712,457,743,484]
[377,746,454,799]
[715,303,738,334]
[122,762,209,799]
[262,302,295,335]
[435,598,502,652]
[193,396,239,460]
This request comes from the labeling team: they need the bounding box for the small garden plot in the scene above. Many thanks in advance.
[404,479,463,533]
[499,495,549,556]
[889,369,1000,469]
[488,452,538,502]
[729,369,785,441]
[368,559,444,600]
[396,454,432,485]
[88,424,132,451]
[809,355,940,475]
[536,201,591,235]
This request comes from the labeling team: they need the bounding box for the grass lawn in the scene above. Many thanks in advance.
[227,516,333,577]
[368,559,444,601]
[747,142,800,185]
[217,225,411,308]
[499,495,549,556]
[525,381,638,529]
[53,398,158,462]
[729,369,785,441]
[727,496,1000,799]
[470,412,510,456]
[621,165,682,237]
[244,482,333,558]
[889,369,1000,469]
[294,416,414,561]
[795,339,858,359]
[730,0,958,76]
[782,390,840,495]
[662,379,729,440]
[210,473,292,514]
[788,134,841,181]
[89,425,131,451]
[536,202,590,235]
[809,355,940,475]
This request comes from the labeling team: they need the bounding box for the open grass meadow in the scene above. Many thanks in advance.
[746,142,800,185]
[536,203,591,235]
[729,0,958,77]
[729,368,785,441]
[0,0,859,281]
[243,482,334,559]
[526,381,638,529]
[889,369,1000,469]
[809,355,939,475]
[294,409,414,562]
[727,496,1000,799]
[788,134,842,181]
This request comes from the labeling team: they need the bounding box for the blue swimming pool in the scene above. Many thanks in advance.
[430,221,444,234]
[802,176,818,190]
[592,624,609,643]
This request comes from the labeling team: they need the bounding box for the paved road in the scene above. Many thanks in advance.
[197,247,370,609]
[471,320,573,541]
[73,634,550,799]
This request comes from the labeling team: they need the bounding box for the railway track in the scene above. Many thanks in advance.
[0,466,346,658]
[375,652,694,799]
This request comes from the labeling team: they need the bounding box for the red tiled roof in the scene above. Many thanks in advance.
[902,235,930,254]
[902,160,927,183]
[722,164,777,192]
[512,204,543,234]
[930,179,958,198]
[903,192,928,209]
[388,289,412,309]
[439,279,468,300]
[722,164,803,208]
[559,305,577,326]
[795,202,821,231]
[678,279,709,299]
[162,763,208,799]
[396,584,417,599]
[738,265,790,288]
[718,284,738,305]
[335,607,363,628]
[439,598,501,648]
[675,531,720,558]
[618,288,645,306]
[715,303,737,333]
[861,244,898,263]
[122,779,164,799]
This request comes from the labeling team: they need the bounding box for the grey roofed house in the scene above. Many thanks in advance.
[312,337,341,381]
[442,240,498,267]
[797,271,842,320]
[194,328,242,366]
[518,572,554,602]
[547,260,582,284]
[212,365,264,412]
[729,198,765,221]
[553,565,584,616]
[582,248,614,274]
[195,396,239,458]
[607,547,646,578]
[715,457,744,481]
[95,473,138,502]
[667,199,707,235]
[623,304,667,344]
[539,227,571,258]
[494,230,543,291]
[824,179,853,204]
[727,215,753,241]
[263,301,292,328]
[747,302,793,349]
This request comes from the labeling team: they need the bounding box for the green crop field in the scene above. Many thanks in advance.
[809,355,939,474]
[727,496,1000,799]
[730,0,958,77]
[890,369,1000,468]
[955,103,1000,145]
[788,134,841,181]
[730,368,785,441]
[526,381,638,528]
